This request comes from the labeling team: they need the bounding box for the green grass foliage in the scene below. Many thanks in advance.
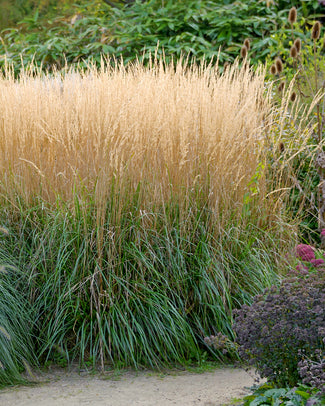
[0,238,35,386]
[2,205,284,370]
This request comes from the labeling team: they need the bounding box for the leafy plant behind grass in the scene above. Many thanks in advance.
[0,0,314,74]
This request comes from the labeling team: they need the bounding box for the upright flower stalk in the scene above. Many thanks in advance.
[270,7,325,246]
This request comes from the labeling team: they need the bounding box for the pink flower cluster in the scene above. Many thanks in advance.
[295,244,316,262]
[295,243,325,273]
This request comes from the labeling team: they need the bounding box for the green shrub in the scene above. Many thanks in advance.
[0,0,81,31]
[0,0,301,73]
[242,382,324,406]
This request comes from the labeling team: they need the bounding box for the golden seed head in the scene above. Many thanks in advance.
[311,21,321,40]
[270,64,277,75]
[0,226,9,235]
[290,45,298,58]
[0,326,11,341]
[278,82,285,92]
[294,38,301,53]
[0,265,7,274]
[290,91,297,102]
[275,57,283,74]
[288,7,297,25]
[243,38,250,50]
[240,45,248,59]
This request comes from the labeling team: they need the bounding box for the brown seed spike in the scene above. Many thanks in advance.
[275,57,283,74]
[290,91,297,102]
[244,38,250,51]
[288,7,297,25]
[311,21,321,40]
[240,45,248,59]
[294,38,301,53]
[242,61,250,71]
[270,64,277,75]
[278,82,285,92]
[290,45,298,58]
[279,142,285,153]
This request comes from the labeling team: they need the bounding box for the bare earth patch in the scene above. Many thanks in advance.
[0,366,257,406]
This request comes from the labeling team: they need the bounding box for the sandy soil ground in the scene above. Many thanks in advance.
[0,366,258,406]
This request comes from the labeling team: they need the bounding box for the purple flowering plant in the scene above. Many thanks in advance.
[204,230,325,402]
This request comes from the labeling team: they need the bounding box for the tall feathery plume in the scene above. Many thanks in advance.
[0,227,9,235]
[311,21,321,40]
[288,7,297,26]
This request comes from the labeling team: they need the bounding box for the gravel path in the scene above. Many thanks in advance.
[0,367,257,406]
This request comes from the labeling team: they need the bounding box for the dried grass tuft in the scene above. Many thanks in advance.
[0,59,273,225]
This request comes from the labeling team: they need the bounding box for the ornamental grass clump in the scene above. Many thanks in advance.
[0,57,297,371]
[233,271,325,388]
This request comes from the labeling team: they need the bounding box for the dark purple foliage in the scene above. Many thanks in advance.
[298,349,325,396]
[233,273,325,387]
